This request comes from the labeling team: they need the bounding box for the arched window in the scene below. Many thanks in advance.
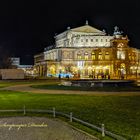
[132,53,135,60]
[98,52,102,60]
[105,52,110,60]
[91,52,96,60]
[128,53,131,60]
[77,53,82,60]
[117,50,125,60]
[84,52,88,60]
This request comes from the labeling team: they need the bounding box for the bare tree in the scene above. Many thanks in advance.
[0,46,13,69]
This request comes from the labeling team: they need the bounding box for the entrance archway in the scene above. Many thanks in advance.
[120,63,126,79]
[49,65,56,75]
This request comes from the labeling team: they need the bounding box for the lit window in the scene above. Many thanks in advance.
[75,39,78,43]
[77,53,82,59]
[84,52,88,60]
[132,53,135,60]
[117,51,125,60]
[91,52,96,60]
[98,52,102,60]
[128,53,131,60]
[105,52,110,60]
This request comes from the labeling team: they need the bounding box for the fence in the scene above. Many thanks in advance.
[0,107,126,140]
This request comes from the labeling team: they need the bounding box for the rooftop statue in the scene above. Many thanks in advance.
[113,26,123,35]
[85,20,89,25]
[102,29,106,35]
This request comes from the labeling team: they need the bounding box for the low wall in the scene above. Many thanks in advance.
[0,69,25,80]
[71,79,135,87]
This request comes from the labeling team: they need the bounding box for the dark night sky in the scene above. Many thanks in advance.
[0,0,139,64]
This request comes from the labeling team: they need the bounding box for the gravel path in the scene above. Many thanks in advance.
[0,117,97,140]
[1,83,140,96]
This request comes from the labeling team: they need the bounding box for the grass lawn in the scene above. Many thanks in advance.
[0,90,139,140]
[0,80,33,88]
[0,80,59,88]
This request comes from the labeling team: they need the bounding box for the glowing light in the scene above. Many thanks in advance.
[88,66,92,69]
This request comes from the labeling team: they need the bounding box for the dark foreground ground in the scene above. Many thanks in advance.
[0,117,96,140]
[0,80,140,139]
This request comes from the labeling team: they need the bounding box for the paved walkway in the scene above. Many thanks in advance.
[1,83,140,96]
[0,117,97,140]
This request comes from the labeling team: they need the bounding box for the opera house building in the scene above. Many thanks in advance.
[34,21,140,79]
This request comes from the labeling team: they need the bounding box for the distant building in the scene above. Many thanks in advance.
[11,57,20,67]
[10,57,33,76]
[18,65,33,76]
[34,21,140,79]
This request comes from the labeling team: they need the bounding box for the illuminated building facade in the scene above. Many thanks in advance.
[34,22,140,79]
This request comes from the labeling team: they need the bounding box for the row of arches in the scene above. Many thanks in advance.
[47,65,111,78]
[76,51,110,60]
[35,62,139,79]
